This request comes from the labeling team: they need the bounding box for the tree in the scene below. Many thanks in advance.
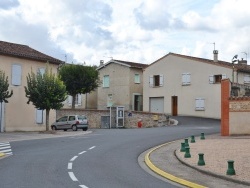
[0,70,13,132]
[25,64,67,131]
[59,64,100,109]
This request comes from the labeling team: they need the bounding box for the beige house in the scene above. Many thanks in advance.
[143,51,250,119]
[97,59,148,111]
[0,41,62,132]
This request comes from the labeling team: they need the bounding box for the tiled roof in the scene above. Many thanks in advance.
[0,41,62,64]
[150,52,250,73]
[113,59,148,69]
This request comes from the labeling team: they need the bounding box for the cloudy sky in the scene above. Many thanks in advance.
[0,0,249,65]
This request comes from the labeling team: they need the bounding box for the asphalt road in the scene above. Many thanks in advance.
[0,116,220,188]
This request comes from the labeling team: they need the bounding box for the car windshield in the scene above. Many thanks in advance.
[78,116,86,120]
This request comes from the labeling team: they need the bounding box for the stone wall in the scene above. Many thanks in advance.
[57,108,174,128]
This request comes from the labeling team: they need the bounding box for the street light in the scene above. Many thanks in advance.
[232,55,238,83]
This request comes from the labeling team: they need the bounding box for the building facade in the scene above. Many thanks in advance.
[0,41,62,132]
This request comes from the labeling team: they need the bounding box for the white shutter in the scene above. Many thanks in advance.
[12,64,21,86]
[195,98,205,111]
[182,73,191,85]
[186,73,191,84]
[182,73,186,84]
[159,75,164,86]
[244,75,250,83]
[149,76,153,87]
[36,109,43,124]
[68,95,72,106]
[77,94,82,105]
[209,75,215,84]
[222,74,227,79]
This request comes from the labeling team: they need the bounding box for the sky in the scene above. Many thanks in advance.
[1,0,250,66]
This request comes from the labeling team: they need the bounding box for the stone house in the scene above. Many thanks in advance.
[143,51,250,119]
[0,41,62,132]
[96,59,148,111]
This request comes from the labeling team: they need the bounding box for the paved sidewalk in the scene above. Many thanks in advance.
[147,134,250,188]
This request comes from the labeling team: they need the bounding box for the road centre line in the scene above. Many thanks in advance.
[68,172,78,181]
[68,162,73,170]
[79,151,86,155]
[88,146,95,150]
[70,156,78,162]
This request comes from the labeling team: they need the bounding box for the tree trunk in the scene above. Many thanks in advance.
[72,94,76,109]
[46,109,50,131]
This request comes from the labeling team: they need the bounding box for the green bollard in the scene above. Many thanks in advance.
[184,146,191,158]
[227,160,236,175]
[180,142,186,152]
[200,133,205,140]
[191,135,195,143]
[197,153,205,166]
[184,138,189,147]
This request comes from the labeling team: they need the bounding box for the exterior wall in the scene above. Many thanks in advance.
[97,63,130,110]
[221,79,250,135]
[143,54,233,119]
[0,55,58,131]
[57,109,172,128]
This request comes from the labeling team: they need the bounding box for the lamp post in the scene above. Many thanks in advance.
[232,55,238,83]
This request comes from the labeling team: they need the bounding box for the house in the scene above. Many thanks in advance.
[0,41,62,132]
[96,59,148,111]
[143,51,250,119]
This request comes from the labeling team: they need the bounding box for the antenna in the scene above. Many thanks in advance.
[103,56,113,60]
[212,42,215,50]
[242,52,247,60]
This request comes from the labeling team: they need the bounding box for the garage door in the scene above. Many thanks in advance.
[149,97,164,113]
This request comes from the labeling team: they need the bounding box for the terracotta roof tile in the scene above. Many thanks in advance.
[0,41,62,64]
[113,59,148,69]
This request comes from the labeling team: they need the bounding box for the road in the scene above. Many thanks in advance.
[0,117,220,188]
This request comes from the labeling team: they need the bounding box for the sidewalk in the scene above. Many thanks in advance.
[147,134,250,188]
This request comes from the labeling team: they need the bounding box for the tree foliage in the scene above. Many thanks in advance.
[0,70,13,103]
[25,64,67,131]
[59,64,100,109]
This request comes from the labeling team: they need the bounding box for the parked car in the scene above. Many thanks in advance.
[51,115,88,131]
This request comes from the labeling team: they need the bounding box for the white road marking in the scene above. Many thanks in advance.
[0,149,11,153]
[79,185,89,188]
[70,156,78,162]
[79,151,86,155]
[68,162,73,170]
[0,146,11,150]
[5,152,12,155]
[0,143,10,146]
[88,146,95,150]
[68,172,78,181]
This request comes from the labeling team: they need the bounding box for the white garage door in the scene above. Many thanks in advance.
[150,97,164,113]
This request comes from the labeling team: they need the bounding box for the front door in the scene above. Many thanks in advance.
[172,96,178,116]
[134,95,142,111]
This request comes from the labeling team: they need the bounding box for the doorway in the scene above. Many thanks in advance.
[172,96,178,116]
[133,94,142,111]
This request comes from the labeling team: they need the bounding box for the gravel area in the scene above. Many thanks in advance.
[175,134,250,184]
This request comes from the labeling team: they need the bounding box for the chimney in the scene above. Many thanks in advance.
[238,58,247,65]
[213,50,218,62]
[100,60,104,66]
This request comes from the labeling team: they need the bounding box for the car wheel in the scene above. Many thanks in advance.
[82,128,88,131]
[72,125,77,131]
[51,126,57,131]
[63,129,67,131]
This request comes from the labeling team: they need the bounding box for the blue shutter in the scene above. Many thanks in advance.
[12,64,21,86]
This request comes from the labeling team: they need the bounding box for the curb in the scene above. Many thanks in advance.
[175,150,250,186]
[145,141,207,188]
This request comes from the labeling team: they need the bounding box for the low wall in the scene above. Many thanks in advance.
[229,99,250,135]
[57,109,173,128]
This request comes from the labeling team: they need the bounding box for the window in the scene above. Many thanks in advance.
[149,75,163,87]
[58,116,68,122]
[182,73,191,85]
[195,98,205,111]
[38,68,45,76]
[209,74,226,84]
[107,94,113,107]
[134,74,140,83]
[103,75,109,87]
[244,75,250,84]
[12,64,22,86]
[69,116,76,121]
[36,109,43,124]
[67,94,81,106]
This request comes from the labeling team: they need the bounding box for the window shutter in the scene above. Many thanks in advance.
[209,75,215,84]
[182,73,191,85]
[68,96,72,106]
[36,109,43,124]
[244,75,250,83]
[149,76,153,87]
[103,75,109,87]
[77,94,82,105]
[222,74,227,79]
[12,64,21,86]
[186,73,191,84]
[159,75,164,86]
[195,98,205,110]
